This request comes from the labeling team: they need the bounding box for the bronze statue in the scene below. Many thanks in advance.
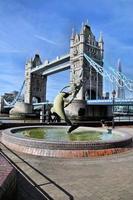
[51,80,83,133]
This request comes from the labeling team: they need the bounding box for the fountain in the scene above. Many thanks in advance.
[1,79,133,157]
[1,126,132,157]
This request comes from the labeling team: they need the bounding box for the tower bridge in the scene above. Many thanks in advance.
[25,22,104,108]
[1,22,133,119]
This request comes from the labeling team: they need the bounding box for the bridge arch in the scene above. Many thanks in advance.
[32,96,41,103]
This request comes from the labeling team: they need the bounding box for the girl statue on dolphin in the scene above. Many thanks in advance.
[51,80,83,133]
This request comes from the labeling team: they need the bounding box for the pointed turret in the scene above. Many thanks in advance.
[25,57,33,71]
[80,22,85,43]
[80,22,84,34]
[98,32,103,43]
[98,32,104,59]
[75,33,80,42]
[85,19,89,26]
[32,54,42,68]
[70,27,75,47]
[71,28,75,39]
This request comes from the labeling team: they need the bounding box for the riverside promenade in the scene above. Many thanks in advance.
[1,127,133,200]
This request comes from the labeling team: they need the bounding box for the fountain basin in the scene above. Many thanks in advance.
[1,126,132,157]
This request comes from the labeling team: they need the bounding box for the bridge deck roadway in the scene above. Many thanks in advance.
[32,99,133,107]
[1,126,133,200]
[31,54,70,75]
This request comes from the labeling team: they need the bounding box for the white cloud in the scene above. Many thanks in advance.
[34,34,59,45]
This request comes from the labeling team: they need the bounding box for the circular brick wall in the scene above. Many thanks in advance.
[1,126,133,157]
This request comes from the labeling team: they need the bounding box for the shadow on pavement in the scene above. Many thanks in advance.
[0,142,74,200]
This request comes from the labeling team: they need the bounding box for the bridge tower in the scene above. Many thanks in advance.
[70,23,104,100]
[24,54,47,104]
[68,23,104,117]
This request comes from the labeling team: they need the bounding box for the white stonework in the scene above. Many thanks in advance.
[70,23,104,101]
[24,54,47,104]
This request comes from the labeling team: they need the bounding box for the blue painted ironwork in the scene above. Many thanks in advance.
[84,53,133,91]
[4,81,25,107]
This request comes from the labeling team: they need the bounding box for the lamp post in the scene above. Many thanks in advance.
[112,90,116,128]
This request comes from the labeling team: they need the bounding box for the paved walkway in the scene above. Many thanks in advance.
[0,153,16,199]
[1,127,133,200]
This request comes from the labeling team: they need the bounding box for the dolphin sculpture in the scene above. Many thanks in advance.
[51,92,72,126]
[51,81,83,133]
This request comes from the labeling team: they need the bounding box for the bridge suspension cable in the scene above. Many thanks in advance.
[84,53,133,92]
[4,80,25,106]
[109,67,133,91]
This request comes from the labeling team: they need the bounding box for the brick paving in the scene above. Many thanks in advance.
[0,154,13,185]
[1,127,133,199]
[0,153,16,199]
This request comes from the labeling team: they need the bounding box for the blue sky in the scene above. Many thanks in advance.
[0,0,133,100]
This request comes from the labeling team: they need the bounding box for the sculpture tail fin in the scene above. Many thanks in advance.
[67,124,79,133]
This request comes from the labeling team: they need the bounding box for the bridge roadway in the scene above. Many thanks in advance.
[3,99,133,109]
[87,99,133,106]
[31,53,70,75]
[33,99,133,106]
